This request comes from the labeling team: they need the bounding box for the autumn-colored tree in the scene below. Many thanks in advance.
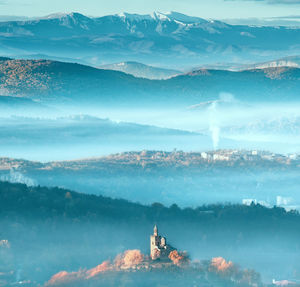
[169,250,189,266]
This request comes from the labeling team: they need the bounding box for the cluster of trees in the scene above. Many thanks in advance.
[45,266,263,287]
[1,181,299,227]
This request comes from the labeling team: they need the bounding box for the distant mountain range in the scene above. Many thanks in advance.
[0,12,300,67]
[92,57,300,78]
[1,58,300,107]
[100,61,181,79]
[190,55,300,71]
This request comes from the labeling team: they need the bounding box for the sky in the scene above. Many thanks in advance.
[0,0,300,19]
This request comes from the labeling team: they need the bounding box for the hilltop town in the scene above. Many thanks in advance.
[0,149,299,172]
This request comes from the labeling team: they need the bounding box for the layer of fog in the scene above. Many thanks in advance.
[80,100,300,154]
[1,216,300,285]
[5,168,298,210]
[2,97,300,160]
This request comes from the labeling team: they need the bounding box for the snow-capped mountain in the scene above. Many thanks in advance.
[117,11,209,24]
[0,12,299,67]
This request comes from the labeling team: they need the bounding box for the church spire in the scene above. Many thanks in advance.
[154,225,158,236]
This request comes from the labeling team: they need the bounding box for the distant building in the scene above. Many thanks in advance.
[201,152,208,159]
[213,154,230,161]
[150,225,175,260]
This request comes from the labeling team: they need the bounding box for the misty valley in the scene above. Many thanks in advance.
[0,7,300,287]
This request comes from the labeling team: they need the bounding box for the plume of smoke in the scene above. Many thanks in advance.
[1,169,36,186]
[219,92,235,103]
[15,268,23,283]
[208,101,220,150]
[208,93,236,150]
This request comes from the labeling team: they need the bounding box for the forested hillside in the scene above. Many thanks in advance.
[1,58,300,106]
[0,181,300,284]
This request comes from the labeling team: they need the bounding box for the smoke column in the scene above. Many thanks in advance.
[208,101,220,150]
[207,93,236,149]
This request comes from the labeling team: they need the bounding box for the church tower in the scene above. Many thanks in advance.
[150,225,160,259]
[154,225,158,236]
[150,225,175,261]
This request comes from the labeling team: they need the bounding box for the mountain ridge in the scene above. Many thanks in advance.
[13,11,217,26]
[1,58,300,105]
[100,61,181,79]
[1,11,299,66]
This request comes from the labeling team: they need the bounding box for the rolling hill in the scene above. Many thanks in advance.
[100,61,181,79]
[1,58,300,107]
[189,55,300,71]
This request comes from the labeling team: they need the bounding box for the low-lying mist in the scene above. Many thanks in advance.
[2,99,300,160]
[1,181,300,286]
[6,163,299,209]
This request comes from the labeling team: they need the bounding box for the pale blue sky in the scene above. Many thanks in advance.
[0,0,299,19]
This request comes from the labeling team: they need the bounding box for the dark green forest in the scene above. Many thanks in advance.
[1,180,300,225]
